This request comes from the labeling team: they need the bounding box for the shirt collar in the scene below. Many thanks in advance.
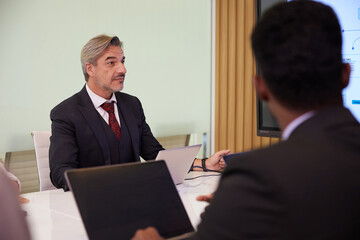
[282,111,315,140]
[86,84,117,108]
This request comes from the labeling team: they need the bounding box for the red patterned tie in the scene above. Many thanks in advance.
[101,102,121,141]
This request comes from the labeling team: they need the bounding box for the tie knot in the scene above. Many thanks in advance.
[101,102,115,114]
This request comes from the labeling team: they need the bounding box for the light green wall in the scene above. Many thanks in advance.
[0,0,212,153]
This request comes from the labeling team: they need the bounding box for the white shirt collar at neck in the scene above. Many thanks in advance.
[282,111,315,140]
[85,84,117,108]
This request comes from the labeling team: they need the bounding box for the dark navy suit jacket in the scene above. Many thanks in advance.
[49,86,163,190]
[193,106,360,239]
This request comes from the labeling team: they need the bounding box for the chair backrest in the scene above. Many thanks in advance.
[156,134,190,149]
[31,131,55,191]
[4,150,39,193]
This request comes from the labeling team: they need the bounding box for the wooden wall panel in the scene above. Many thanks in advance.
[215,0,280,153]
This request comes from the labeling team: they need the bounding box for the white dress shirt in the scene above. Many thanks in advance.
[282,111,315,140]
[86,84,121,127]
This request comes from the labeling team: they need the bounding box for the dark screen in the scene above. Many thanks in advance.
[255,0,285,138]
[66,161,194,240]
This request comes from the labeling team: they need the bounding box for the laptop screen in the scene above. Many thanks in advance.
[65,161,194,240]
[155,144,202,184]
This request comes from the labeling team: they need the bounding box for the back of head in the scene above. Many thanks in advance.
[80,35,123,81]
[251,0,343,111]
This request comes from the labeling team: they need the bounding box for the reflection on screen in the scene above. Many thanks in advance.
[310,0,360,122]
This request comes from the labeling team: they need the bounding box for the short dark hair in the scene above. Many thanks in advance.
[251,0,343,110]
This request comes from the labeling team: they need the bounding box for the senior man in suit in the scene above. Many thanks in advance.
[50,35,230,190]
[132,1,360,239]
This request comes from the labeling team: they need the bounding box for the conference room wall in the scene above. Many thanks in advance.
[0,0,212,154]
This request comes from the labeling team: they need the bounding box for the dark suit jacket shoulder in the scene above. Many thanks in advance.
[194,107,360,240]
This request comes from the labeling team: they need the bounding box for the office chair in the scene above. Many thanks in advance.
[4,149,39,193]
[156,134,191,149]
[31,131,56,191]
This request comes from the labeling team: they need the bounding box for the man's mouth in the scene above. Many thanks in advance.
[113,74,125,81]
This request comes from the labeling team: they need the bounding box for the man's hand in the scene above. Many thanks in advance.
[10,179,29,204]
[131,227,164,240]
[18,196,30,204]
[196,193,214,203]
[192,149,231,172]
[196,193,214,218]
[206,149,231,171]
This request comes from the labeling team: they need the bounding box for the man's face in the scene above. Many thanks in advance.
[87,45,126,98]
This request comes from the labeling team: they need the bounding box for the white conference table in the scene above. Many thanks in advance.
[21,171,221,240]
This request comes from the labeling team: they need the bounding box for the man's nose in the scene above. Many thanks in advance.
[116,62,126,74]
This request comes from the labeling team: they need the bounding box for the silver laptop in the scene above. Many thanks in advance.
[65,161,195,240]
[155,144,202,184]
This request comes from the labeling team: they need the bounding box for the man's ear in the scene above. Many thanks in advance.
[341,63,351,90]
[253,75,269,101]
[85,62,95,78]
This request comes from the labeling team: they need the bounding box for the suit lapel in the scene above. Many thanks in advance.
[77,86,112,165]
[116,93,140,161]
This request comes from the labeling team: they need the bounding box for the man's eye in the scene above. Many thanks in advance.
[107,61,114,65]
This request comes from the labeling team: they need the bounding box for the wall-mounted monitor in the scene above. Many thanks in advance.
[255,0,285,138]
[255,0,360,137]
[315,0,360,123]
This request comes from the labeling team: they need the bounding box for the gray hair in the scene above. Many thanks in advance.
[80,35,123,81]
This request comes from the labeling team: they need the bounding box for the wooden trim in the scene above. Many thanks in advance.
[214,0,280,153]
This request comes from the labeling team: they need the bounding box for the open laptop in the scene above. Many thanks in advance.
[65,161,195,240]
[155,144,202,184]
